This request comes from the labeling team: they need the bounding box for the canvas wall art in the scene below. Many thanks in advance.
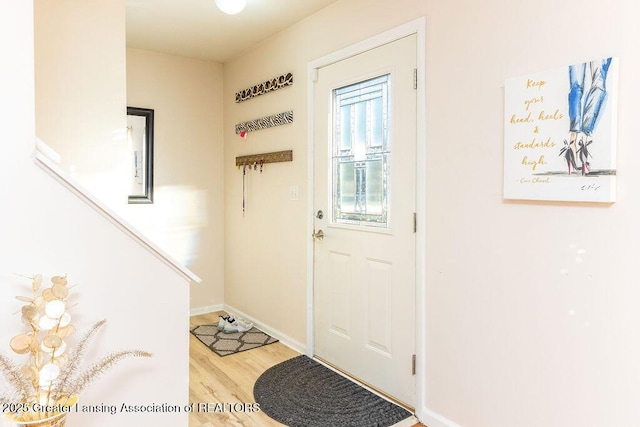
[504,57,618,202]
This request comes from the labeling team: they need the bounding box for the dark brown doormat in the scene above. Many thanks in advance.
[190,323,278,357]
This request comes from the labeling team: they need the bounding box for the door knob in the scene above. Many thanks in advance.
[312,229,324,241]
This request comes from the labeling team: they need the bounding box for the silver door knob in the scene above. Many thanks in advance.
[312,229,324,241]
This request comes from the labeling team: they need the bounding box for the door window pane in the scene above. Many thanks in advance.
[339,162,356,213]
[332,75,390,227]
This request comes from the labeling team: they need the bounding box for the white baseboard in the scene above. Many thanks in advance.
[419,406,462,427]
[190,303,224,317]
[392,416,419,427]
[224,304,306,354]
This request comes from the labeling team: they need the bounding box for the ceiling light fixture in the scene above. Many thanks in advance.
[215,0,246,15]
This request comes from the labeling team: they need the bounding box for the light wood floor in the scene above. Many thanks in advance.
[189,312,424,427]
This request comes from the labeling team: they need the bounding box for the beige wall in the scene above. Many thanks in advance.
[34,0,224,308]
[425,1,640,426]
[126,49,225,309]
[224,0,640,426]
[0,2,189,426]
[34,0,128,209]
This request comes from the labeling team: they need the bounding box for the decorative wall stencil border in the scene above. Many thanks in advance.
[235,110,294,134]
[235,150,293,167]
[235,72,293,103]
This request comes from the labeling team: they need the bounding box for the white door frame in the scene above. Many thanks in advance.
[306,17,427,419]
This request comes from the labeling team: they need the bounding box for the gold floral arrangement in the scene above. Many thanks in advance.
[0,274,151,426]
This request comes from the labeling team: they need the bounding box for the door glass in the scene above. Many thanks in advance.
[332,75,390,228]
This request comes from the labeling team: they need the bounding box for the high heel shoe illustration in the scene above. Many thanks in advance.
[577,138,592,175]
[559,139,578,174]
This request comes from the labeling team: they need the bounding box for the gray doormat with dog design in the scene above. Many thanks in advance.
[253,355,412,427]
[190,323,278,357]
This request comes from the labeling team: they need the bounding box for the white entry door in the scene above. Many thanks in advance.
[313,34,417,408]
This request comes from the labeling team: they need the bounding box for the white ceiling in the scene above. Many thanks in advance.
[126,0,339,63]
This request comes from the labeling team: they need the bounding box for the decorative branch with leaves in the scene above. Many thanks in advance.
[0,274,152,422]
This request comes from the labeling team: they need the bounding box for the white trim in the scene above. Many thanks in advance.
[420,406,462,427]
[391,416,420,427]
[33,150,202,284]
[306,16,427,421]
[415,16,428,424]
[224,304,306,354]
[307,19,425,71]
[190,304,224,317]
[306,58,316,359]
[35,137,61,164]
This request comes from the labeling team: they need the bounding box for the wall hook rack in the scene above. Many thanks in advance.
[235,150,293,167]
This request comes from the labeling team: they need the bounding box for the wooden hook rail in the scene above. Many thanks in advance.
[235,150,293,167]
